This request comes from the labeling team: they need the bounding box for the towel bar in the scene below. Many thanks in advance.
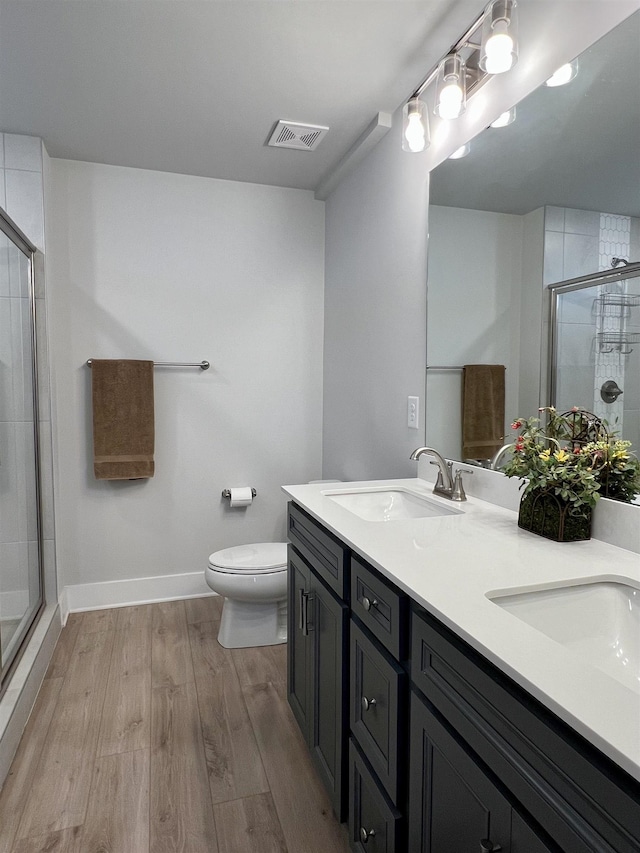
[426,365,506,371]
[87,359,210,370]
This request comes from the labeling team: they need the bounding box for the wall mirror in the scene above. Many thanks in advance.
[425,9,640,495]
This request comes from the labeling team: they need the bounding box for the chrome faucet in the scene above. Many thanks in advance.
[490,443,514,470]
[410,446,469,501]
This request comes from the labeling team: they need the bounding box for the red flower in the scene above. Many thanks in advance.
[511,420,523,430]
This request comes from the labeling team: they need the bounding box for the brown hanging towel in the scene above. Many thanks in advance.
[91,359,155,480]
[462,364,505,461]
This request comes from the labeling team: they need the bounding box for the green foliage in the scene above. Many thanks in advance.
[503,407,640,519]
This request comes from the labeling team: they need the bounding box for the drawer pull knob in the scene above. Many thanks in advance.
[480,840,502,852]
[362,596,378,612]
[361,696,377,712]
[360,827,376,844]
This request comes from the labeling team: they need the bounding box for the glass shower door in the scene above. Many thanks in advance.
[0,223,43,683]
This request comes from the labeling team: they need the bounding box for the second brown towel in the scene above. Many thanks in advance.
[91,359,155,480]
[462,364,505,461]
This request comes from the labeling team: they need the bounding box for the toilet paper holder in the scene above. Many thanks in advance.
[222,488,257,500]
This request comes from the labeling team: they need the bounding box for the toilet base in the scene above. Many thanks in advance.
[217,597,287,649]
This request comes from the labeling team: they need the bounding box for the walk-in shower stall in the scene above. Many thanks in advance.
[549,260,640,451]
[0,210,43,696]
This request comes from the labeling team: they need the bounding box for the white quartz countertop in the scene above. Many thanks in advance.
[282,478,640,783]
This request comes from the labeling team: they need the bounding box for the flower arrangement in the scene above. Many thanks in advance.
[503,407,640,517]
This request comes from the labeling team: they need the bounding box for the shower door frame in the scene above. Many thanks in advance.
[547,261,640,410]
[0,208,45,696]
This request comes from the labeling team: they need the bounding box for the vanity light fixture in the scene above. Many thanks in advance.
[490,106,516,127]
[402,97,430,152]
[480,0,518,74]
[435,54,467,120]
[545,59,579,87]
[401,0,519,151]
[449,143,471,159]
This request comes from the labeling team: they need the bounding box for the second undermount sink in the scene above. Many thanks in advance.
[488,580,640,694]
[321,487,462,522]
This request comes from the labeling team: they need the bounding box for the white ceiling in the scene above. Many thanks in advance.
[0,0,486,191]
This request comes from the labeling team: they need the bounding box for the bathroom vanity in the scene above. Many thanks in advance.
[283,480,640,853]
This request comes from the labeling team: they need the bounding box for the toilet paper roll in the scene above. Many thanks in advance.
[229,487,253,507]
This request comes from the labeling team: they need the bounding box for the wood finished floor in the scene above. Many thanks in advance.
[0,597,350,853]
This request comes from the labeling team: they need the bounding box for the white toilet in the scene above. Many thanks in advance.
[205,542,288,649]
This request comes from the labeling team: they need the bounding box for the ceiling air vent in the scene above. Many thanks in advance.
[267,121,329,151]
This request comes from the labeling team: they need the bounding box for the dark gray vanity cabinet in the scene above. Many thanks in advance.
[410,605,640,853]
[286,503,640,853]
[409,690,551,852]
[287,504,349,821]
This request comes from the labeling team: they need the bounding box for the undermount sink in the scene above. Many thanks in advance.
[489,580,640,694]
[321,487,462,522]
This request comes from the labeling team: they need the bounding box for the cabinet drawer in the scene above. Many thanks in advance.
[351,619,406,805]
[349,738,403,853]
[351,555,408,660]
[410,605,640,853]
[288,502,348,599]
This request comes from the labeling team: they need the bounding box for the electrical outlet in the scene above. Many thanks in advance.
[407,396,419,429]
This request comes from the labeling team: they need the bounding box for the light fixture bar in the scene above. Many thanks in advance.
[410,11,486,99]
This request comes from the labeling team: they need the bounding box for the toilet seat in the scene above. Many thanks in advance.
[208,542,287,574]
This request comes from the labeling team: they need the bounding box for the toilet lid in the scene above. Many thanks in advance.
[208,542,288,574]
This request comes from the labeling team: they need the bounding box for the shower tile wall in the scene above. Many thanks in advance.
[0,133,56,616]
[544,206,640,450]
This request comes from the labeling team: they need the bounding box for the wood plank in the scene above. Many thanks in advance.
[0,678,63,853]
[16,630,114,839]
[11,745,148,853]
[76,749,149,853]
[184,595,222,625]
[79,609,117,635]
[12,827,82,853]
[243,680,350,853]
[231,643,287,688]
[97,605,152,756]
[45,614,82,679]
[213,792,287,853]
[151,600,194,688]
[150,681,218,852]
[188,620,269,804]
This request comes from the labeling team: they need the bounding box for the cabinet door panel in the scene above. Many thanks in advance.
[310,573,349,821]
[511,812,555,853]
[409,691,511,853]
[287,545,312,741]
[349,739,402,853]
[351,620,405,805]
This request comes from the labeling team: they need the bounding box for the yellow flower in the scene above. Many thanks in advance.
[539,449,551,460]
[554,449,569,463]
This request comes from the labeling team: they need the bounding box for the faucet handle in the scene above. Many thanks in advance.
[451,468,472,502]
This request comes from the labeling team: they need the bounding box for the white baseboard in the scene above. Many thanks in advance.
[59,571,216,625]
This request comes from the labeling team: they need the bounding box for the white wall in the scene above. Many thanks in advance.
[322,0,640,483]
[47,161,324,595]
[322,116,430,481]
